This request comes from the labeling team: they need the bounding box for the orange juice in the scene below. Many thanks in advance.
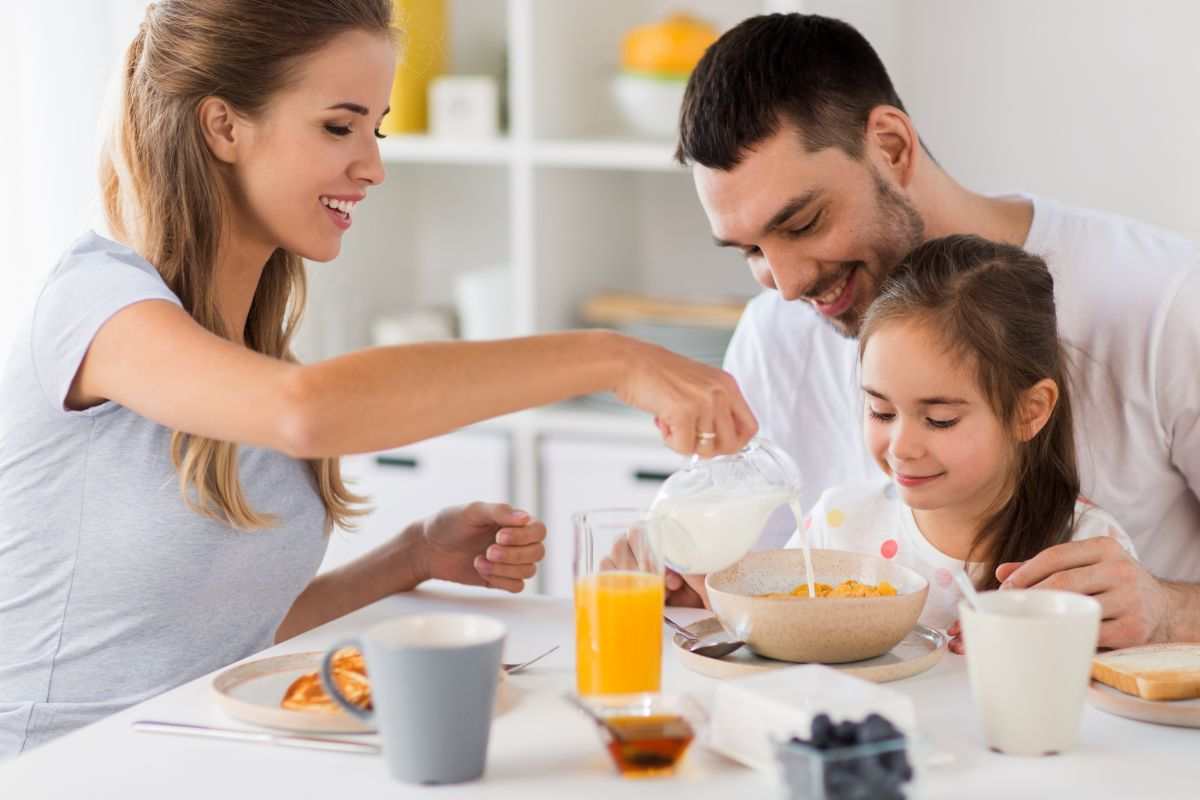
[575,572,664,695]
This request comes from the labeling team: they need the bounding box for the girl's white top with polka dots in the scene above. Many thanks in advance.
[784,477,1138,631]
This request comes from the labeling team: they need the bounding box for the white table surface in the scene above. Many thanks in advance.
[2,583,1196,799]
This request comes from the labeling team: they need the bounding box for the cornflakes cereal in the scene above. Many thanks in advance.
[759,579,897,599]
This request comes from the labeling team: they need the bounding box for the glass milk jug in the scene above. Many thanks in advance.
[650,437,803,574]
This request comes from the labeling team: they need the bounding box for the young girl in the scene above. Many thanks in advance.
[786,234,1136,649]
[0,0,756,757]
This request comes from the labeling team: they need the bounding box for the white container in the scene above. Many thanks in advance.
[611,73,687,138]
[429,75,499,139]
[960,589,1101,756]
[707,664,917,772]
[454,267,514,341]
[370,309,455,346]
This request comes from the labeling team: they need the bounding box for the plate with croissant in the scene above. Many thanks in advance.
[211,647,509,734]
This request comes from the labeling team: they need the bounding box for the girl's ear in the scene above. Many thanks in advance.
[1016,378,1059,442]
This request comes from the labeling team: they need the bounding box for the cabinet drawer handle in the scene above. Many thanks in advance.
[375,455,419,470]
[633,469,671,483]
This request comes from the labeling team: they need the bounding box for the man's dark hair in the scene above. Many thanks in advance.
[676,13,907,169]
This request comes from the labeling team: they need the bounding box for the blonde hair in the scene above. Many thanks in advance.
[100,0,394,532]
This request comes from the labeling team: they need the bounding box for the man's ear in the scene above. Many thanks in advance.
[1016,378,1059,442]
[198,96,241,164]
[865,105,918,189]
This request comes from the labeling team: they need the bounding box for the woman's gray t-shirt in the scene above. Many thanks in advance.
[0,232,328,758]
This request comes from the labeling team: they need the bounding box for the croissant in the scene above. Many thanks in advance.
[281,648,372,712]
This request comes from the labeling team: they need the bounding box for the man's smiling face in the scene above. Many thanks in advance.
[694,123,924,337]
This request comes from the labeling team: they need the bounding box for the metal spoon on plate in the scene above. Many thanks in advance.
[503,644,559,674]
[663,616,745,659]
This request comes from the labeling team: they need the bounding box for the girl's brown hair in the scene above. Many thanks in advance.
[860,234,1080,589]
[100,0,394,531]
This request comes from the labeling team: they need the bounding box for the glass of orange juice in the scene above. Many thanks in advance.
[573,509,665,696]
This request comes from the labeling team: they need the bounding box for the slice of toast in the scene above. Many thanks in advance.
[1092,644,1200,701]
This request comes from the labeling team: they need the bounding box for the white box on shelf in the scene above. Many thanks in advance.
[455,266,514,340]
[707,664,918,772]
[429,75,499,139]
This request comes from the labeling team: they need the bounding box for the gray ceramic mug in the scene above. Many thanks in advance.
[320,613,506,784]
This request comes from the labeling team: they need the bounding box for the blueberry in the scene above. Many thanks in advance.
[859,714,898,744]
[825,767,873,800]
[834,720,859,746]
[823,768,856,799]
[879,750,912,779]
[839,777,876,800]
[857,755,891,784]
[864,713,897,733]
[812,713,835,747]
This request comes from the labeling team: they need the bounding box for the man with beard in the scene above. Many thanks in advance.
[665,13,1200,650]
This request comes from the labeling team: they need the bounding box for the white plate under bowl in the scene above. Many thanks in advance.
[211,651,510,734]
[672,617,947,683]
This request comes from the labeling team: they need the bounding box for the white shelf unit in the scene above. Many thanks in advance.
[306,0,795,590]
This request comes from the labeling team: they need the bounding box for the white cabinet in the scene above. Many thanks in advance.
[538,435,687,596]
[319,431,511,574]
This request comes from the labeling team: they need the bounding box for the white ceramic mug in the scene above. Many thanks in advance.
[959,589,1101,756]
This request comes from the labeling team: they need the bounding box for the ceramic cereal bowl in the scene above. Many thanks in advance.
[705,549,929,664]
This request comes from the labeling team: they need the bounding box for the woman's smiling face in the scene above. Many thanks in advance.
[226,29,395,262]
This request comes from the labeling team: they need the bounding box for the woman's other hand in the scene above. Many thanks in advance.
[418,502,547,593]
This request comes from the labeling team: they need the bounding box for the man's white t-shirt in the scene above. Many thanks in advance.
[726,195,1200,583]
[783,478,1137,630]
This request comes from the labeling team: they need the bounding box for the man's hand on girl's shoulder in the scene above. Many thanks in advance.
[995,536,1170,648]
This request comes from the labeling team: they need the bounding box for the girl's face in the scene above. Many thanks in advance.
[228,30,395,262]
[860,320,1014,518]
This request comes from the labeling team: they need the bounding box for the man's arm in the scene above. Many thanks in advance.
[1160,582,1200,642]
[1143,265,1200,643]
[1009,266,1200,646]
[996,538,1197,647]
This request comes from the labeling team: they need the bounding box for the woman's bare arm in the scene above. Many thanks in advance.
[71,299,756,457]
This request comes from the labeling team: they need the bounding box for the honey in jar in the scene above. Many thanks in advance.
[602,713,695,777]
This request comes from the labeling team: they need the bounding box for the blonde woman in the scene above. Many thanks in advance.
[0,0,756,757]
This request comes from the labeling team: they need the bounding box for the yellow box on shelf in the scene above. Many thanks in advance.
[382,0,446,135]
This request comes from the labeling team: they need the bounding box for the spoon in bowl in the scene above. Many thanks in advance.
[663,616,745,659]
[952,569,981,610]
[563,693,633,746]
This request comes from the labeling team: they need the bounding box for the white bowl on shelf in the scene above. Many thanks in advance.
[611,73,687,139]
